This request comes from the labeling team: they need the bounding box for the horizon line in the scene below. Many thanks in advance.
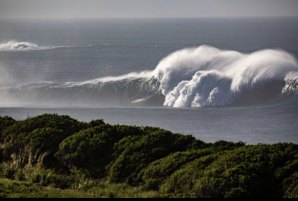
[1,16,298,21]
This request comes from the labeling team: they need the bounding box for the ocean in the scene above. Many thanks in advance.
[0,18,297,144]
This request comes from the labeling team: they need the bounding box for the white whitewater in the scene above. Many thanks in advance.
[154,45,298,107]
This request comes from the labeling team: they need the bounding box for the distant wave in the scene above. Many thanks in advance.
[1,45,298,107]
[0,40,76,51]
[0,40,160,52]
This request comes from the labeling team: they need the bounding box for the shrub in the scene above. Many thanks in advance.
[109,130,201,184]
[139,148,218,190]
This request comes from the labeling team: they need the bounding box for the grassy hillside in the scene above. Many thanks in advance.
[0,114,297,198]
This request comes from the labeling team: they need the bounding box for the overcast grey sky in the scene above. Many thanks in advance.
[0,0,297,19]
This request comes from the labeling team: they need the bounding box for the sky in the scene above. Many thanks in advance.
[0,0,297,19]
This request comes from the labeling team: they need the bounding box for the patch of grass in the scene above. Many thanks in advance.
[84,181,161,198]
[0,178,161,198]
[0,178,96,198]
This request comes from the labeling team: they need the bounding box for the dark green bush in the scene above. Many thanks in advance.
[57,125,119,177]
[109,130,201,184]
[282,172,298,198]
[1,114,86,140]
[57,124,146,178]
[0,116,16,133]
[139,148,219,190]
[160,153,220,197]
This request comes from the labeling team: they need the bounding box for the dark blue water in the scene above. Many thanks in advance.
[0,18,297,144]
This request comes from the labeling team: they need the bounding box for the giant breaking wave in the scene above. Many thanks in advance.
[1,45,298,107]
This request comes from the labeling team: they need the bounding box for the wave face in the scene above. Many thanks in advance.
[0,45,298,107]
[0,40,72,51]
[0,73,164,107]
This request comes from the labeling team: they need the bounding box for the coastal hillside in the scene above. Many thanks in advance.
[0,114,297,198]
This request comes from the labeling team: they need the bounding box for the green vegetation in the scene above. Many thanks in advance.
[0,114,297,198]
[0,178,95,198]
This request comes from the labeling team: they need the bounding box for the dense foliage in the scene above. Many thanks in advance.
[0,114,297,198]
